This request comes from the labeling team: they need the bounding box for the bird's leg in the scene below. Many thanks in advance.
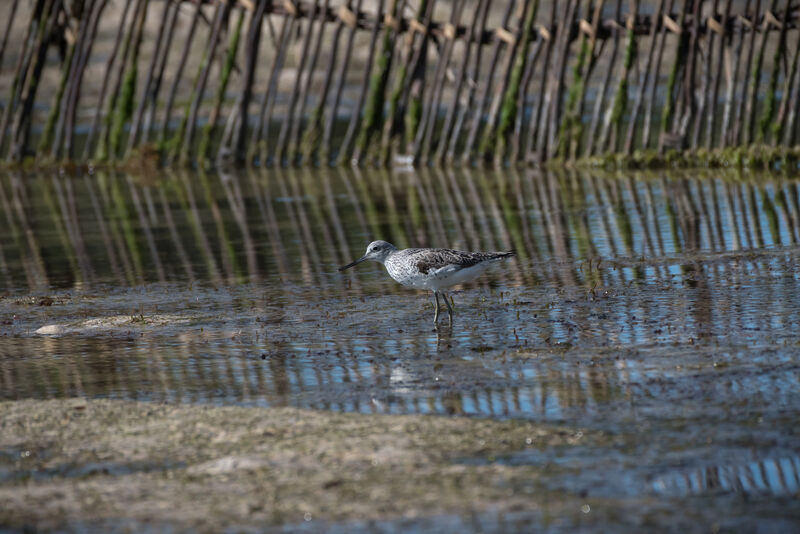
[442,291,454,325]
[433,291,440,324]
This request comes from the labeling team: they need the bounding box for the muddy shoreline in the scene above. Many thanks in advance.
[1,399,590,531]
[2,399,798,533]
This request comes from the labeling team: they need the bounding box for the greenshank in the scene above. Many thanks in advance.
[339,240,515,325]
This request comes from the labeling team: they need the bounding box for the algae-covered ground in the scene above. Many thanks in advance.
[1,399,797,533]
[0,399,590,531]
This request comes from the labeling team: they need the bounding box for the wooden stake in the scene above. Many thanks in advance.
[625,0,664,153]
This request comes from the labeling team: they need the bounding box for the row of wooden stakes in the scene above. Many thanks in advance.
[0,0,799,168]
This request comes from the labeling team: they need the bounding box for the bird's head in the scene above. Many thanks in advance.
[338,241,397,271]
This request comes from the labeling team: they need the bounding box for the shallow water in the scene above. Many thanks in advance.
[1,167,799,529]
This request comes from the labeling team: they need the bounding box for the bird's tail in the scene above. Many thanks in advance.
[492,250,515,259]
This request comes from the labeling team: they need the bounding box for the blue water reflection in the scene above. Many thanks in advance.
[1,168,799,428]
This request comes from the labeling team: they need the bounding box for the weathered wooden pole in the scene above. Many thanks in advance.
[141,0,180,144]
[303,0,348,163]
[39,0,91,156]
[720,0,747,148]
[435,0,487,164]
[248,8,296,164]
[415,0,465,164]
[159,1,203,147]
[0,0,44,156]
[337,0,385,164]
[732,0,759,146]
[322,0,363,163]
[559,0,604,160]
[659,0,691,151]
[772,33,799,146]
[9,0,61,162]
[211,0,254,165]
[276,0,321,164]
[509,24,543,163]
[535,0,566,160]
[125,0,175,157]
[447,0,489,162]
[93,0,144,160]
[401,0,436,155]
[109,0,148,159]
[199,5,246,162]
[625,0,664,154]
[704,0,732,148]
[175,2,231,163]
[780,35,800,145]
[480,0,531,163]
[63,0,108,159]
[680,0,702,142]
[758,0,790,143]
[291,0,331,164]
[0,0,21,73]
[461,0,516,164]
[496,0,539,163]
[691,0,720,148]
[380,0,427,163]
[545,0,579,159]
[79,0,131,158]
[586,0,621,157]
[642,0,674,149]
[744,0,776,145]
[352,0,400,164]
[604,0,638,153]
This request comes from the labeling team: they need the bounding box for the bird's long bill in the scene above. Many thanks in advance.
[338,256,367,271]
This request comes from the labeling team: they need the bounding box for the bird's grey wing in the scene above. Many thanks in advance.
[411,249,488,274]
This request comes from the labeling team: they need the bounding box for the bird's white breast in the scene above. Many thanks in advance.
[385,259,492,290]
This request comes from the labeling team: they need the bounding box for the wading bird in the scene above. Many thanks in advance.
[339,240,515,326]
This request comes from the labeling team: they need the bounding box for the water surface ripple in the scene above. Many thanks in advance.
[1,168,799,517]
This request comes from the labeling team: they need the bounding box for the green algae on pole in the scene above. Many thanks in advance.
[586,0,622,158]
[176,3,231,165]
[380,0,429,164]
[352,0,399,164]
[625,0,663,154]
[605,0,638,154]
[744,0,777,145]
[198,6,245,163]
[337,0,385,164]
[37,10,80,156]
[461,0,516,165]
[557,0,593,160]
[497,0,539,163]
[302,0,347,163]
[125,0,177,159]
[8,0,60,162]
[659,0,689,152]
[275,0,321,164]
[416,0,465,164]
[93,0,144,162]
[291,0,331,164]
[758,0,791,143]
[158,1,202,149]
[110,0,148,160]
